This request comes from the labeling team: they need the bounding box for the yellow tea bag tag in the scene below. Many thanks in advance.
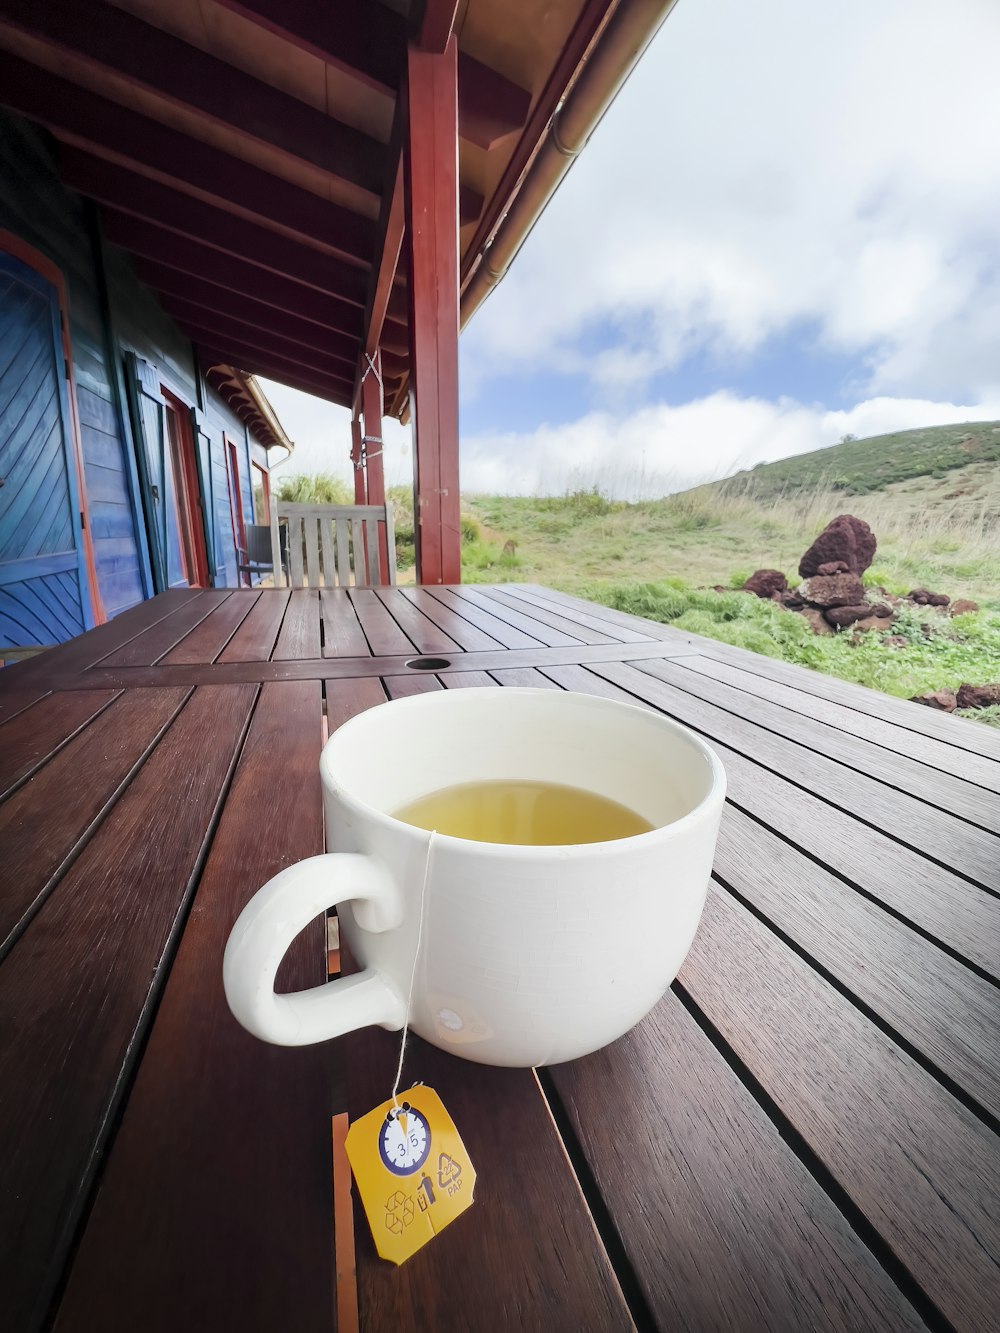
[345,1086,476,1265]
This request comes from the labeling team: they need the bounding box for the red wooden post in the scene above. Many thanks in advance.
[361,353,391,582]
[404,35,462,585]
[350,413,366,505]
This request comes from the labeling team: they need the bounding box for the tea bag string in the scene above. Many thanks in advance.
[390,828,436,1113]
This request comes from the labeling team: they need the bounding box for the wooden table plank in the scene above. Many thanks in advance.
[679,886,1000,1333]
[158,590,260,664]
[349,588,418,656]
[344,1028,634,1333]
[53,682,333,1333]
[425,588,547,649]
[0,683,51,723]
[478,587,621,644]
[499,585,660,642]
[440,671,497,688]
[637,657,998,832]
[325,676,387,730]
[452,586,584,647]
[0,688,120,799]
[489,667,560,688]
[0,588,198,690]
[548,991,928,1333]
[218,589,291,662]
[373,587,462,655]
[676,653,1000,791]
[321,588,371,657]
[669,626,1000,761]
[0,687,191,957]
[273,588,322,660]
[514,584,688,645]
[716,807,1000,1120]
[97,591,232,667]
[400,586,504,650]
[0,683,256,1333]
[545,663,1000,978]
[384,672,443,698]
[588,659,1000,893]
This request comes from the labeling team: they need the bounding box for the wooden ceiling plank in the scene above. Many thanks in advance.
[101,213,364,337]
[159,292,358,366]
[131,260,358,347]
[0,0,387,196]
[60,149,368,305]
[0,51,374,265]
[195,336,356,391]
[174,312,356,380]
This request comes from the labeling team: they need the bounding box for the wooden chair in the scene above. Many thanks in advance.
[269,499,396,588]
[237,523,287,585]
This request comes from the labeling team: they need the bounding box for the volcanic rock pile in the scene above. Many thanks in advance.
[740,514,994,713]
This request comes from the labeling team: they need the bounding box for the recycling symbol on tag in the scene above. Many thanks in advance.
[384,1189,415,1236]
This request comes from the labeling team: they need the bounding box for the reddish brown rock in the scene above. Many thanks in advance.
[799,514,876,578]
[871,603,893,618]
[908,588,950,607]
[910,690,957,711]
[743,568,788,599]
[850,615,893,633]
[817,560,849,575]
[800,573,866,608]
[824,604,874,627]
[950,599,979,616]
[780,590,805,609]
[884,635,909,648]
[799,607,833,635]
[955,683,1000,709]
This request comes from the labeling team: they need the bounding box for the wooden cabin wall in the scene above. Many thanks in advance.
[0,113,148,619]
[1,110,267,619]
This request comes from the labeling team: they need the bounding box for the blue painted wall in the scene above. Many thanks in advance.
[0,110,272,641]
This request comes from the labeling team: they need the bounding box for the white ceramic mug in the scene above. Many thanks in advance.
[223,688,725,1067]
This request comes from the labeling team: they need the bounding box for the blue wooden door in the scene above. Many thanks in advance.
[0,253,93,650]
[125,353,191,592]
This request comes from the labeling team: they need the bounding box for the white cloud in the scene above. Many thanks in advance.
[460,393,1000,498]
[463,0,1000,403]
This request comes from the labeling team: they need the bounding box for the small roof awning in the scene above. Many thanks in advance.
[0,0,673,417]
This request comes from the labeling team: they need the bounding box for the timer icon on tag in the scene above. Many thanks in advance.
[378,1103,431,1176]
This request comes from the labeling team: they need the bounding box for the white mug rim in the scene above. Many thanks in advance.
[320,687,726,860]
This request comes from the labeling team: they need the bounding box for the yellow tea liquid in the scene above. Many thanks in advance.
[392,779,654,846]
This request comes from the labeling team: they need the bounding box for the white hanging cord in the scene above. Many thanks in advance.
[390,829,436,1113]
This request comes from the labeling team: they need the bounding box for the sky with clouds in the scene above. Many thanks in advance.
[263,0,1000,498]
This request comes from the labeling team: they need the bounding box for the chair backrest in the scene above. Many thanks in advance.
[244,524,274,565]
[269,499,396,588]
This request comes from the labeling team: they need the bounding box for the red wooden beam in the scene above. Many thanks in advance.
[361,354,390,580]
[405,36,462,585]
[196,345,353,406]
[102,213,364,338]
[0,53,373,266]
[419,0,460,54]
[142,274,360,363]
[168,308,357,380]
[61,151,369,305]
[0,0,386,197]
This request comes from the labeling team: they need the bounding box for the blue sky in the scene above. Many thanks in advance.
[264,0,1000,497]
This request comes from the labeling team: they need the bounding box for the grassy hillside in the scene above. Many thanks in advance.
[706,420,1000,499]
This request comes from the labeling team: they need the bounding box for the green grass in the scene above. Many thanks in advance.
[707,420,1000,499]
[584,580,1000,706]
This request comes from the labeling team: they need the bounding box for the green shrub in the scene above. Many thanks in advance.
[275,472,352,504]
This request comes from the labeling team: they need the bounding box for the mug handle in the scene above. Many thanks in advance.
[223,853,407,1046]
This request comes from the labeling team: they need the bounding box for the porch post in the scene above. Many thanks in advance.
[361,352,390,581]
[404,34,462,585]
[350,411,366,505]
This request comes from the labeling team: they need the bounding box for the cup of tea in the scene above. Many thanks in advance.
[223,688,725,1067]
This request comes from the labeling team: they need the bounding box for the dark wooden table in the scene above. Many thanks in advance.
[2,585,998,1333]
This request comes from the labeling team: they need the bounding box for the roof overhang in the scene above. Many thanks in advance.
[0,0,674,417]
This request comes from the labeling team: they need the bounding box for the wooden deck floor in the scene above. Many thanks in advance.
[0,583,997,1333]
